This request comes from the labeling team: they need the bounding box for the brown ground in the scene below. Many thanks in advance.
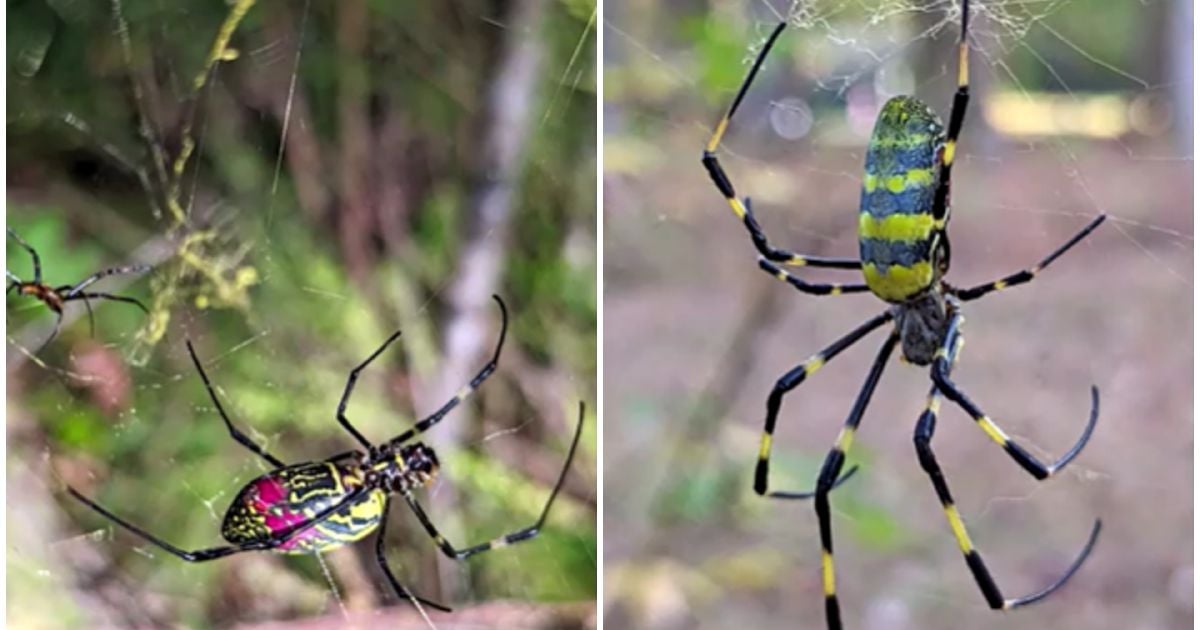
[603,124,1192,630]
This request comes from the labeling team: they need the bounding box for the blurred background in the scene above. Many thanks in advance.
[604,1,1190,629]
[7,0,596,627]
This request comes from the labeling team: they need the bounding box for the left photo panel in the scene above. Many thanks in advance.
[7,1,597,628]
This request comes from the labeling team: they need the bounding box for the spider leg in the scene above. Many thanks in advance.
[754,311,893,496]
[187,341,286,468]
[811,332,898,630]
[915,334,1102,610]
[931,0,972,222]
[336,330,404,448]
[7,228,42,284]
[374,497,452,612]
[403,401,584,561]
[66,485,367,562]
[386,295,508,446]
[83,295,96,337]
[758,258,870,297]
[949,214,1106,301]
[931,310,1099,480]
[747,201,870,296]
[62,291,150,314]
[64,264,152,296]
[700,23,866,277]
[7,271,22,292]
[55,286,96,338]
[34,309,64,354]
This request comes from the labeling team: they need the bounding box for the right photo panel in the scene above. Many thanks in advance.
[603,1,1192,629]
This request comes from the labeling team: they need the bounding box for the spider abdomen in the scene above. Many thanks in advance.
[859,96,946,303]
[221,461,385,554]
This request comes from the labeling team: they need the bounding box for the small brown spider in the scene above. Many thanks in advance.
[6,228,150,352]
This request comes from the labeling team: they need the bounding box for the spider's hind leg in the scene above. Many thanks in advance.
[699,22,866,281]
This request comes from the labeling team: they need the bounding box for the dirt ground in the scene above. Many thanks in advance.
[602,124,1192,629]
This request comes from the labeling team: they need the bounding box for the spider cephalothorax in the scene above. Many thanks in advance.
[68,295,585,614]
[701,1,1106,628]
[380,442,441,492]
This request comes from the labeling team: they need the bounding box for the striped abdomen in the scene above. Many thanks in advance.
[858,96,946,303]
[221,461,385,554]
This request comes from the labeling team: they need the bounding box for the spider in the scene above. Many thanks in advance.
[701,2,1105,627]
[6,228,150,352]
[67,295,586,613]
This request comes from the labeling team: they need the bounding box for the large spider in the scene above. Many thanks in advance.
[6,228,150,352]
[701,1,1105,627]
[67,295,586,612]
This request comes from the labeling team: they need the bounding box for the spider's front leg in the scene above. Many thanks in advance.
[700,21,868,293]
[7,228,43,284]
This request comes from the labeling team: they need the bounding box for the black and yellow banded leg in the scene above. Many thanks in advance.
[386,295,509,447]
[739,196,863,269]
[405,494,542,560]
[813,332,899,630]
[950,214,1106,301]
[931,310,1100,481]
[373,498,451,612]
[699,22,862,272]
[754,311,894,496]
[403,401,584,561]
[757,258,871,297]
[931,0,971,221]
[915,339,1102,610]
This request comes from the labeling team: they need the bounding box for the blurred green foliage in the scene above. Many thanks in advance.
[8,0,595,625]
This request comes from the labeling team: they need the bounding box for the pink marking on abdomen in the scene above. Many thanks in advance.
[248,476,312,541]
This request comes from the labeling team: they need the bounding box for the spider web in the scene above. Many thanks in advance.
[7,0,596,627]
[604,0,1190,628]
